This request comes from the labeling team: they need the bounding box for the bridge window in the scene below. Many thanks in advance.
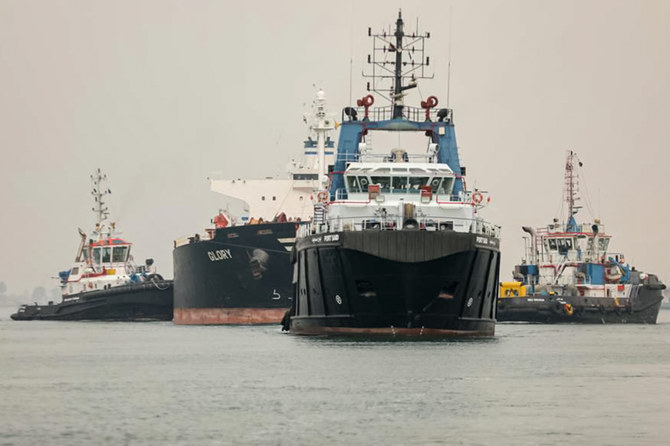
[93,247,101,264]
[392,176,409,192]
[112,246,129,263]
[293,173,319,180]
[547,239,557,251]
[408,176,429,192]
[370,176,391,192]
[599,238,609,252]
[557,238,573,253]
[429,177,442,193]
[346,176,361,193]
[358,176,370,192]
[440,177,454,194]
[102,247,112,263]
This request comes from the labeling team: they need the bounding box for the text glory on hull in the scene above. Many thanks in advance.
[497,151,665,323]
[11,169,173,321]
[284,12,501,337]
[173,91,336,324]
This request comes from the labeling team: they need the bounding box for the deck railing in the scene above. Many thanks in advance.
[341,105,452,123]
[297,214,500,239]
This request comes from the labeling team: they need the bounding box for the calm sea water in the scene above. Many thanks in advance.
[1,305,669,446]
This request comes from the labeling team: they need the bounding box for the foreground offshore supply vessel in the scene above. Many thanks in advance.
[285,12,501,336]
[497,151,665,323]
[172,92,336,324]
[12,169,173,321]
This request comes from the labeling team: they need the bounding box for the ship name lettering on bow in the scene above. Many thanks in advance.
[208,249,232,261]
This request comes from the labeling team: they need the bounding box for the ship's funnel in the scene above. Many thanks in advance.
[522,226,535,238]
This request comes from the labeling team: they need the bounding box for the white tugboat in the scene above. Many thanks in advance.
[284,12,501,336]
[11,169,173,321]
[497,151,665,323]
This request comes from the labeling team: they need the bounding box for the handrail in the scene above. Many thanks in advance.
[341,105,452,123]
[298,214,500,238]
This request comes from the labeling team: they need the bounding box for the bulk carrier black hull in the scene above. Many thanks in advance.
[286,231,500,336]
[11,280,173,321]
[173,222,297,324]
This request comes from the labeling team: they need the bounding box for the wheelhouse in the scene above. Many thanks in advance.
[344,162,456,198]
[88,238,132,266]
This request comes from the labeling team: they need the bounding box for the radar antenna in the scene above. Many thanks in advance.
[363,10,433,118]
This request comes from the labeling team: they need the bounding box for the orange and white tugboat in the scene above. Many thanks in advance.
[11,169,173,321]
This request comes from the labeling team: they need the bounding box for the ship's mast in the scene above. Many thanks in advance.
[364,10,432,119]
[313,90,334,181]
[563,150,582,230]
[91,168,111,229]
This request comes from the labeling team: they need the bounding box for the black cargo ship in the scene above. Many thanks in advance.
[173,91,336,324]
[284,12,501,336]
[173,222,297,324]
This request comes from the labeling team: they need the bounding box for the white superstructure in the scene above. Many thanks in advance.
[307,149,500,238]
[209,90,336,223]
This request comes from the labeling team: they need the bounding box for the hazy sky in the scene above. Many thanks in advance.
[1,0,668,295]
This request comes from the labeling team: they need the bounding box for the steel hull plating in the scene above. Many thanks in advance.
[497,285,664,324]
[11,281,174,321]
[288,231,500,336]
[173,222,297,324]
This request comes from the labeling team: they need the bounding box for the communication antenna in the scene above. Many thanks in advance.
[363,10,434,118]
[348,0,355,107]
[446,3,453,107]
[563,150,583,220]
[90,168,111,227]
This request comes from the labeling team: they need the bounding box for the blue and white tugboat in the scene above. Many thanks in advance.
[284,12,501,336]
[497,151,665,323]
[11,169,173,321]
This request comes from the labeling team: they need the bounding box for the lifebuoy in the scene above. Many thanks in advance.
[473,192,483,204]
[317,191,329,203]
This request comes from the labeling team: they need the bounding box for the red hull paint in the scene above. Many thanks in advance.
[290,326,494,337]
[174,308,286,325]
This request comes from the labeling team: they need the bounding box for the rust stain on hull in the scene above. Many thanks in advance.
[174,308,287,325]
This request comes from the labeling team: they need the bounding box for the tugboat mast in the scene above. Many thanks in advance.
[563,150,582,230]
[90,168,111,229]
